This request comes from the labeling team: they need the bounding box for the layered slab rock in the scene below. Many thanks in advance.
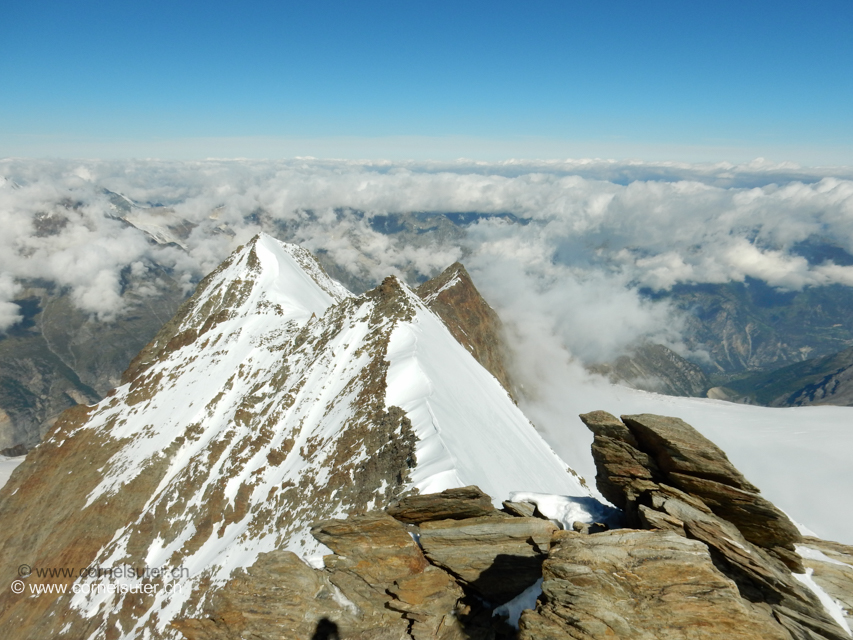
[387,485,497,524]
[311,512,429,584]
[175,502,522,640]
[519,529,791,640]
[579,410,851,640]
[588,432,662,511]
[582,411,801,556]
[172,549,471,640]
[171,550,393,640]
[419,516,557,603]
[579,410,638,446]
[620,413,801,553]
[175,476,851,640]
[501,500,538,518]
[619,413,759,490]
[670,472,803,551]
[386,566,467,640]
[310,512,430,616]
[646,489,843,637]
[580,411,662,518]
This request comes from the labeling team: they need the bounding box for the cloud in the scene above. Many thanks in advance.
[5,156,853,503]
[0,274,22,332]
[1,156,853,358]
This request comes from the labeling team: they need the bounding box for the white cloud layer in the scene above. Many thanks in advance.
[1,157,852,360]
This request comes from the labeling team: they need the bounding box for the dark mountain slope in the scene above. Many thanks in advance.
[717,346,853,407]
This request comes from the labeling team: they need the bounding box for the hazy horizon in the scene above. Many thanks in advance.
[3,1,851,165]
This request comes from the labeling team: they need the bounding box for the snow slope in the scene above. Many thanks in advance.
[525,376,853,544]
[386,288,584,500]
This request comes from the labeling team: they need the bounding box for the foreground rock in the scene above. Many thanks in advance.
[311,512,430,586]
[175,501,519,640]
[799,537,853,631]
[520,529,790,640]
[387,485,497,523]
[175,410,851,640]
[173,464,851,640]
[419,516,557,603]
[576,410,850,640]
[620,413,802,554]
[172,550,377,640]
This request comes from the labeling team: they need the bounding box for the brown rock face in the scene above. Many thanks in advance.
[575,410,850,640]
[519,529,791,640]
[799,537,853,632]
[588,434,661,511]
[416,263,515,400]
[501,500,538,518]
[668,472,803,550]
[386,567,468,640]
[174,495,530,640]
[387,485,497,524]
[619,413,759,490]
[310,512,430,587]
[418,516,557,604]
[171,550,378,640]
[578,410,638,446]
[0,403,167,638]
[586,411,802,554]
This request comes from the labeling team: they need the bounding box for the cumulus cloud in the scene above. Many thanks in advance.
[2,156,853,360]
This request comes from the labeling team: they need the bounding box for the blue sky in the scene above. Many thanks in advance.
[1,0,851,163]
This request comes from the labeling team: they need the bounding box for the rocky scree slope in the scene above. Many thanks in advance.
[0,234,584,640]
[170,413,853,640]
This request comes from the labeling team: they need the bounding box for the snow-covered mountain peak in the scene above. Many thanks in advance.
[0,237,586,639]
[121,233,349,385]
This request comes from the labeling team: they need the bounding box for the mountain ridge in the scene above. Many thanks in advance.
[0,233,585,639]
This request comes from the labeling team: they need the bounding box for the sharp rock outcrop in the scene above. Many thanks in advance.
[537,409,852,640]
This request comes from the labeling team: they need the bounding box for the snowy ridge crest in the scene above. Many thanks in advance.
[1,235,586,640]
